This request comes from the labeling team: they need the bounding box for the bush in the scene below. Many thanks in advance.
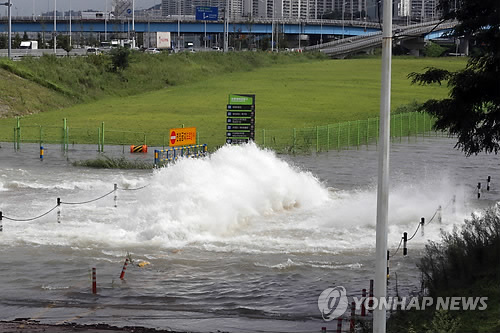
[418,205,500,296]
[423,41,446,57]
[110,47,130,71]
[73,156,153,169]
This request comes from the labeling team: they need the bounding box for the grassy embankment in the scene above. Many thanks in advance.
[0,52,466,148]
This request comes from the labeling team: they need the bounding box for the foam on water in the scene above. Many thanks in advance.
[1,143,479,253]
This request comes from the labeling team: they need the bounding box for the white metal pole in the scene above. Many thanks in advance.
[342,1,345,39]
[350,0,353,24]
[7,0,11,59]
[271,0,274,52]
[132,0,135,48]
[373,0,392,331]
[54,0,57,54]
[320,13,323,44]
[224,0,230,52]
[297,1,300,49]
[69,0,72,47]
[177,2,180,50]
[105,0,108,41]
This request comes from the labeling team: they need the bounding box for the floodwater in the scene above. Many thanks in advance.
[0,137,498,332]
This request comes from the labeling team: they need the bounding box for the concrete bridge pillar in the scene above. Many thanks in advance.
[401,37,426,57]
[458,36,469,56]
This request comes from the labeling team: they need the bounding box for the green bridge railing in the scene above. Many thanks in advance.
[0,111,441,154]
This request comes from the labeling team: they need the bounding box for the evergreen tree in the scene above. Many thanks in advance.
[408,0,499,155]
[13,33,22,48]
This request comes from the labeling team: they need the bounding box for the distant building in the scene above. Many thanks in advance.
[159,0,435,21]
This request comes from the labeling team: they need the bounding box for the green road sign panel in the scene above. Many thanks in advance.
[227,111,255,117]
[228,94,255,106]
[227,125,254,131]
[226,138,250,144]
[227,104,254,111]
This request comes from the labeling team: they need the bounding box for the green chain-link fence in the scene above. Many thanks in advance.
[0,111,442,153]
[255,111,443,153]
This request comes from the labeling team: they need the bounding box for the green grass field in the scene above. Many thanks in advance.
[0,55,466,148]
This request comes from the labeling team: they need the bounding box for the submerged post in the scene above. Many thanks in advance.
[374,0,392,329]
[57,198,61,223]
[92,267,97,294]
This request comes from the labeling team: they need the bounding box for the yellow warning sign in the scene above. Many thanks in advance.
[169,127,197,147]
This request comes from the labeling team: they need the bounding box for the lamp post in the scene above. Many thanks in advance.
[271,0,275,52]
[105,0,108,41]
[132,0,135,48]
[320,12,324,45]
[53,0,57,54]
[69,0,72,47]
[2,0,12,59]
[342,1,345,39]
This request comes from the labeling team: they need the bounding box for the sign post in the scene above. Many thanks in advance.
[196,7,218,49]
[226,94,255,144]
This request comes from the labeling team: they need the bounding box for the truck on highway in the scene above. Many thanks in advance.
[20,41,38,49]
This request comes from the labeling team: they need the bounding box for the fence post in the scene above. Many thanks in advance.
[400,113,403,143]
[62,118,67,152]
[423,113,426,138]
[408,112,411,143]
[293,128,297,154]
[16,117,21,150]
[101,122,105,152]
[347,121,351,147]
[327,125,330,151]
[316,126,319,153]
[366,120,369,147]
[98,127,101,152]
[337,123,341,150]
[415,113,418,140]
[357,120,360,148]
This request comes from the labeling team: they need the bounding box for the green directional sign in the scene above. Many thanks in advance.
[228,94,255,106]
[226,94,255,144]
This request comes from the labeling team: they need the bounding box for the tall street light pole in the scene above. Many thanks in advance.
[132,0,135,48]
[271,0,274,52]
[105,0,108,41]
[3,0,12,59]
[320,12,323,45]
[342,1,345,39]
[374,0,393,330]
[69,0,72,47]
[54,0,57,54]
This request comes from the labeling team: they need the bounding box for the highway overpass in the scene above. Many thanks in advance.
[304,20,458,58]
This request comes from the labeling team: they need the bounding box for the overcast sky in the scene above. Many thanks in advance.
[4,0,160,16]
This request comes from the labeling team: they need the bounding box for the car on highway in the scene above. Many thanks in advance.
[145,48,161,54]
[86,47,100,55]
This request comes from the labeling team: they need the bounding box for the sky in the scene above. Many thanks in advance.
[3,0,160,16]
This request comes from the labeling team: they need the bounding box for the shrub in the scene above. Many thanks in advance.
[418,205,500,296]
[110,47,131,71]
